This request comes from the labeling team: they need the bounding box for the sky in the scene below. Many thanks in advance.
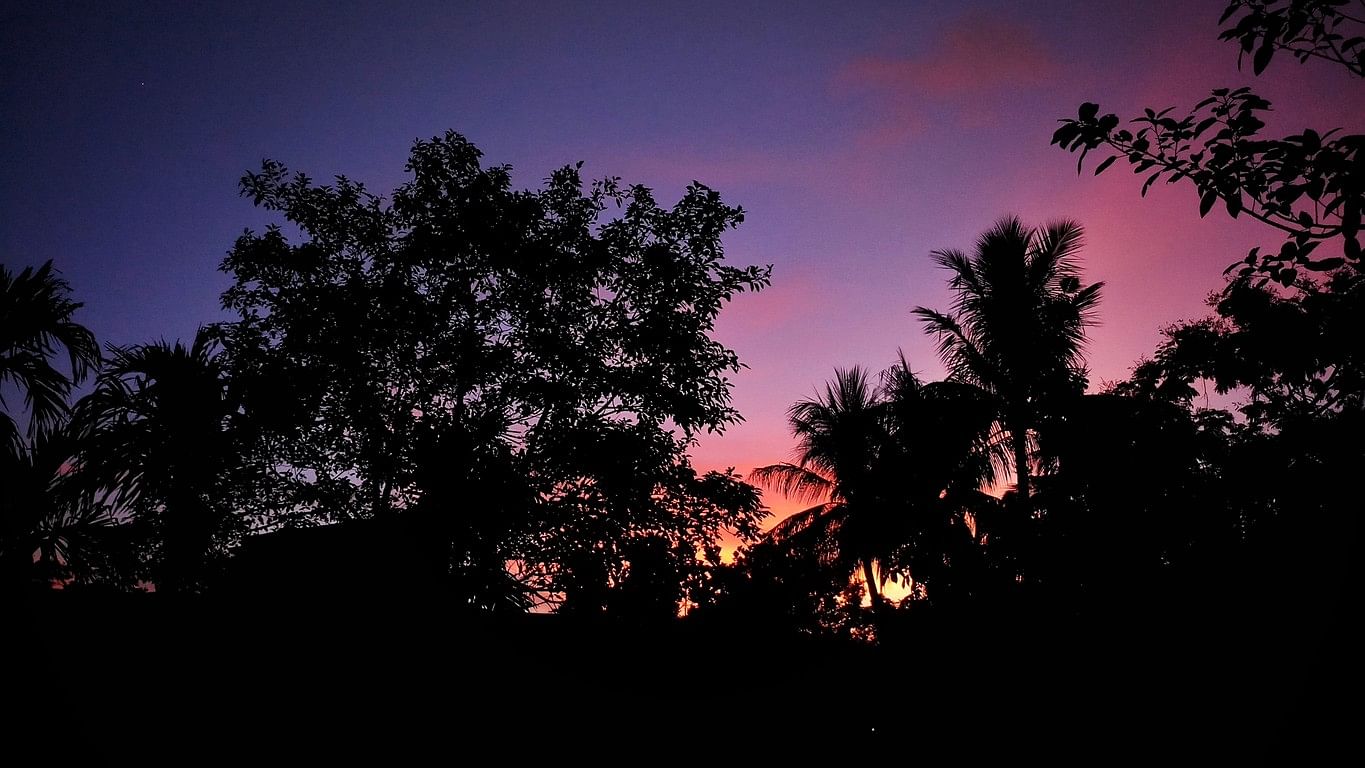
[2,0,1358,526]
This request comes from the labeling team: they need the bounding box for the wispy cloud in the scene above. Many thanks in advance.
[835,11,1060,145]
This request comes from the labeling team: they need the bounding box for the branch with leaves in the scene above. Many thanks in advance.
[1219,0,1365,78]
[1052,91,1363,283]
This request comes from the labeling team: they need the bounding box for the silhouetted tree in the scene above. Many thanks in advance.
[0,261,98,457]
[750,366,893,608]
[71,329,239,592]
[218,132,770,610]
[1123,269,1364,425]
[1030,393,1223,608]
[0,260,99,590]
[877,358,1003,605]
[1112,267,1363,600]
[748,360,1002,623]
[0,426,121,591]
[913,218,1104,519]
[1049,2,1362,649]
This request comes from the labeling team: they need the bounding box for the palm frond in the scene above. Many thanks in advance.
[748,463,835,503]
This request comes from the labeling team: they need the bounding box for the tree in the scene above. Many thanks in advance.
[1053,0,1363,641]
[1051,1,1364,278]
[1030,392,1224,608]
[1107,271,1363,612]
[1123,269,1363,427]
[0,260,98,458]
[71,329,240,592]
[750,366,894,608]
[748,361,1001,617]
[0,260,100,591]
[913,217,1103,518]
[877,359,1003,605]
[218,131,771,610]
[0,426,120,591]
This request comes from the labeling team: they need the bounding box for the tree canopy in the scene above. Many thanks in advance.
[216,131,771,608]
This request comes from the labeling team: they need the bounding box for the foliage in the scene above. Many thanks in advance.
[70,329,243,592]
[1218,0,1364,77]
[217,131,771,610]
[1052,0,1364,278]
[1119,268,1364,426]
[1030,394,1227,607]
[913,217,1103,510]
[0,260,98,457]
[0,260,101,591]
[747,361,1001,621]
[0,426,121,590]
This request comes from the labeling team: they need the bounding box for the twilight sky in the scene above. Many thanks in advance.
[2,0,1356,524]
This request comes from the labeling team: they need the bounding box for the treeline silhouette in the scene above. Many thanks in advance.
[5,3,1362,753]
[3,144,1357,753]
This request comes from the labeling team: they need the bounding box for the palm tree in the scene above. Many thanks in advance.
[0,425,120,590]
[749,366,893,606]
[749,360,1005,616]
[913,217,1103,516]
[0,261,98,458]
[72,328,236,592]
[0,261,100,590]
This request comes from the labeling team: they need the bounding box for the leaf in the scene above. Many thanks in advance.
[1141,171,1162,197]
[1305,256,1343,272]
[1252,41,1275,74]
[1302,129,1320,153]
[1079,102,1099,121]
[1093,156,1118,176]
[1225,192,1243,218]
[1199,188,1219,217]
[1193,117,1219,138]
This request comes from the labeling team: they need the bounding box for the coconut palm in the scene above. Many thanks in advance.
[913,217,1103,516]
[72,328,236,592]
[749,366,892,606]
[0,425,120,590]
[0,260,98,458]
[749,360,1004,614]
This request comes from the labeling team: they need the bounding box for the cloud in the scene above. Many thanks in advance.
[839,12,1059,97]
[834,12,1059,146]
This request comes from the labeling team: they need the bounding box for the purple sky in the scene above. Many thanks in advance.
[3,0,1355,523]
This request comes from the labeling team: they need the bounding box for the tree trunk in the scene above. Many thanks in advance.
[1012,426,1031,516]
[862,558,882,607]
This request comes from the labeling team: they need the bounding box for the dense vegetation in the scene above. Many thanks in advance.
[2,13,1359,751]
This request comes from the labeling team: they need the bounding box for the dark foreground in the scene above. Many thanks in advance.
[12,587,1358,762]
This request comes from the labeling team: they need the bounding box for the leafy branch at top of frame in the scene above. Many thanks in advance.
[1218,0,1365,78]
[1052,89,1364,285]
